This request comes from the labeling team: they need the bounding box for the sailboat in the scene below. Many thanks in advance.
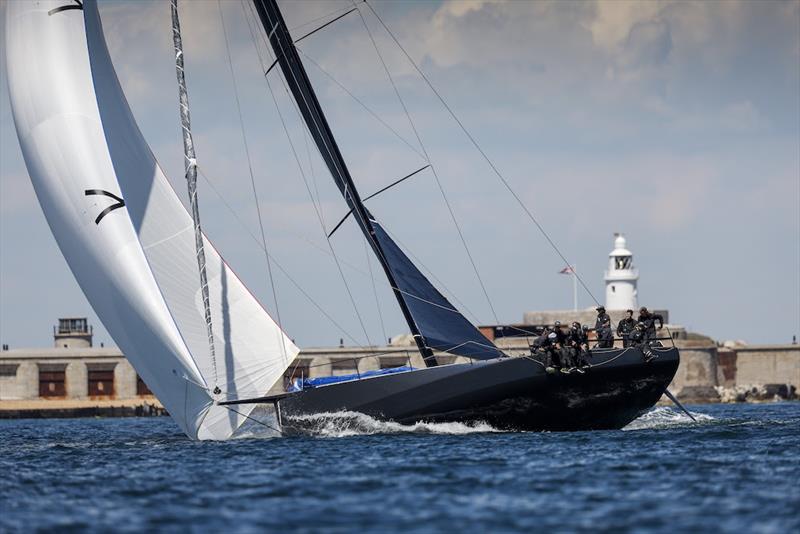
[5,0,681,439]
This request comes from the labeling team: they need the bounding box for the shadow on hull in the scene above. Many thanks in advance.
[278,346,680,433]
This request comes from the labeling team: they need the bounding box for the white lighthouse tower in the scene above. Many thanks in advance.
[604,233,638,310]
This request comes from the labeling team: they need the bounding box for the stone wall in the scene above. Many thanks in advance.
[666,340,799,402]
[668,338,721,402]
[734,345,800,388]
[0,348,136,401]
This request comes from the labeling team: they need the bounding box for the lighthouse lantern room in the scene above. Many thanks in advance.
[604,233,639,310]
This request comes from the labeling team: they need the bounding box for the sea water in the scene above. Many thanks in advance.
[1,402,798,533]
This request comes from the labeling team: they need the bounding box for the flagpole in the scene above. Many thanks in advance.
[572,264,578,311]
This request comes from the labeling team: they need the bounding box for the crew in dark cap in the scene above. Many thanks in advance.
[637,306,664,348]
[541,331,562,374]
[617,309,636,347]
[548,321,571,373]
[566,321,590,372]
[594,306,613,348]
[629,322,656,362]
[552,320,567,345]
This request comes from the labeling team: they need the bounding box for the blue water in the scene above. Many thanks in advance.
[1,403,798,533]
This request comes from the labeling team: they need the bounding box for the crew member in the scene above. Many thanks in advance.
[541,331,562,373]
[552,321,567,345]
[628,322,655,362]
[594,306,614,348]
[567,321,589,372]
[617,309,636,347]
[637,307,664,347]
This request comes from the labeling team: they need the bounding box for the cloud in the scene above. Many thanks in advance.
[719,100,769,132]
[0,0,798,347]
[588,0,662,51]
[622,20,672,68]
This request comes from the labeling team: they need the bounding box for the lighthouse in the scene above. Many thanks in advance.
[604,233,638,310]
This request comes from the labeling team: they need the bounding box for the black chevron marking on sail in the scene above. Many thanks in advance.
[48,0,83,16]
[85,189,125,224]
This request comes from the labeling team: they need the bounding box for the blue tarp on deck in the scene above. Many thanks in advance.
[288,366,416,392]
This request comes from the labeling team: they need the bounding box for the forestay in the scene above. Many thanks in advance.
[5,0,298,440]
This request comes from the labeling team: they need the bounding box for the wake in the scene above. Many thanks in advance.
[286,411,502,438]
[232,407,501,439]
[235,406,714,439]
[623,406,714,431]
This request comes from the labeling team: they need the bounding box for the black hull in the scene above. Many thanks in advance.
[278,346,680,433]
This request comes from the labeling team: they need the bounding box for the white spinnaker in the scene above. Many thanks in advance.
[6,0,297,440]
[82,0,298,439]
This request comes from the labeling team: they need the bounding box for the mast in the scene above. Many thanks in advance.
[170,0,220,392]
[252,0,438,364]
[252,0,504,365]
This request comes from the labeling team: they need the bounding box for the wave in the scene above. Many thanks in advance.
[285,411,502,438]
[623,406,714,431]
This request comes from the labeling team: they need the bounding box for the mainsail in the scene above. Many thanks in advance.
[252,0,503,362]
[5,0,298,440]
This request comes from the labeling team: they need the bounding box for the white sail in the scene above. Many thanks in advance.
[5,0,298,440]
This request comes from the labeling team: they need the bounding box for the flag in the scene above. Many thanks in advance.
[559,266,575,274]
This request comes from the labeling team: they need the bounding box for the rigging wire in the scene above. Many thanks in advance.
[275,40,483,322]
[302,123,326,228]
[241,2,328,227]
[270,53,478,361]
[240,0,504,342]
[295,49,426,162]
[223,404,283,435]
[364,239,388,343]
[362,0,601,307]
[196,163,483,334]
[241,0,375,347]
[217,0,288,364]
[288,2,356,33]
[245,0,490,327]
[196,165,365,349]
[352,2,501,325]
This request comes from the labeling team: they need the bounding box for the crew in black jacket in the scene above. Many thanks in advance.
[617,309,637,347]
[566,321,589,371]
[539,331,562,373]
[552,321,567,345]
[594,306,614,348]
[637,307,664,344]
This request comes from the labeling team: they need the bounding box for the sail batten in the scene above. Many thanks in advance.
[252,0,503,362]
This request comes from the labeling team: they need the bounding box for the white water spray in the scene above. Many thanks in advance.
[623,406,714,431]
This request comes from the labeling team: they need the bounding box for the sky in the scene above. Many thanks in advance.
[1,0,798,350]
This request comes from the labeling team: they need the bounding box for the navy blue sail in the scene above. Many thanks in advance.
[252,0,504,363]
[370,223,502,359]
